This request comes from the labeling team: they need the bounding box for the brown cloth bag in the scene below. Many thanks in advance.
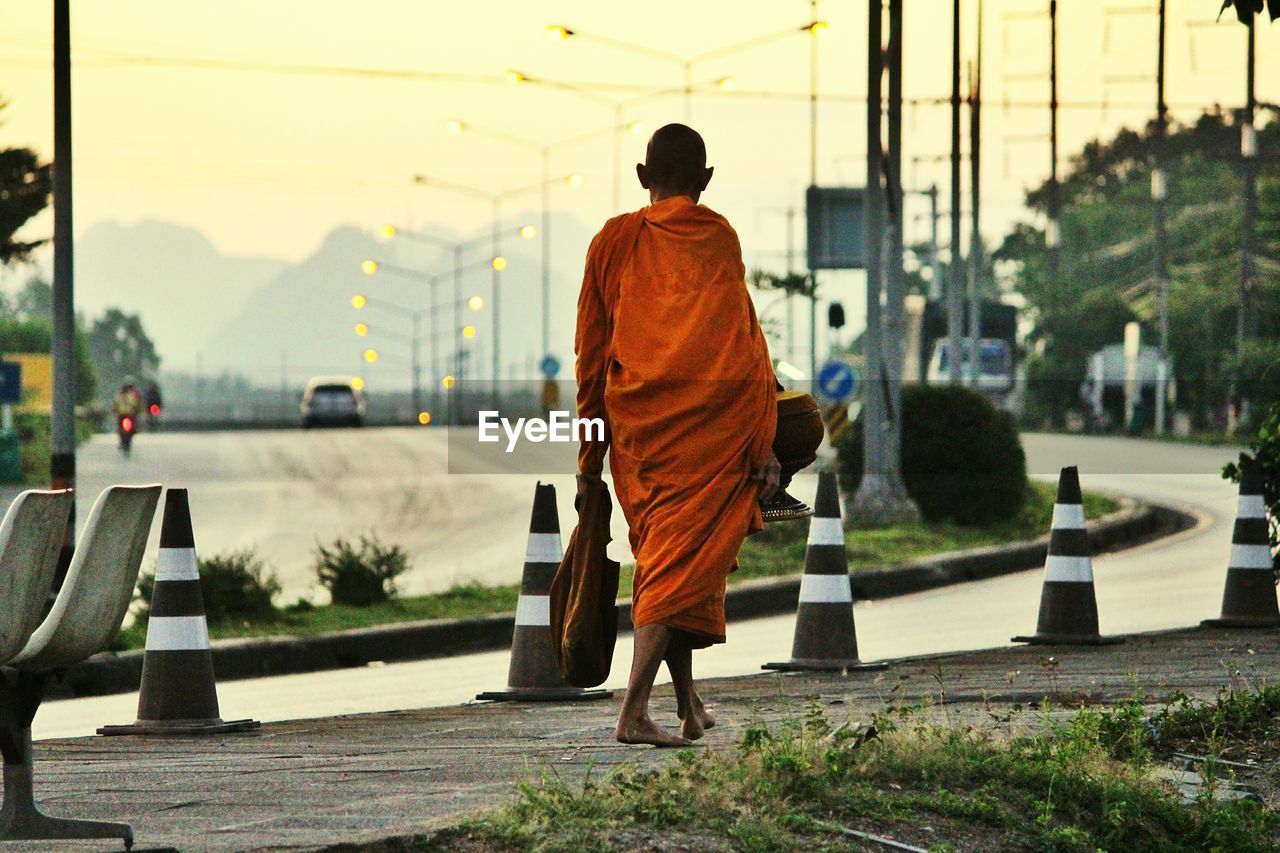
[549,477,620,688]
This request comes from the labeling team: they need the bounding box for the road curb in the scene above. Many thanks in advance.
[54,501,1190,699]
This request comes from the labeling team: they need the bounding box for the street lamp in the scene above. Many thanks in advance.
[410,176,550,406]
[445,117,631,360]
[545,20,825,121]
[350,283,487,422]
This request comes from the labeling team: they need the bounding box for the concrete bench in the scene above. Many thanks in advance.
[0,484,161,850]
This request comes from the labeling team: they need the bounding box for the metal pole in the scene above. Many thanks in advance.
[1240,16,1256,351]
[786,207,796,364]
[683,62,693,123]
[1153,0,1169,434]
[968,6,984,388]
[808,0,819,384]
[948,0,964,384]
[51,0,76,581]
[411,314,421,417]
[886,0,906,391]
[613,105,623,213]
[280,352,288,418]
[928,184,942,301]
[453,245,462,425]
[864,0,885,491]
[541,148,551,359]
[1048,0,1060,295]
[491,199,501,409]
[431,279,440,421]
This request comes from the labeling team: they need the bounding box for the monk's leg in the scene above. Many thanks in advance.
[665,640,716,741]
[616,623,692,747]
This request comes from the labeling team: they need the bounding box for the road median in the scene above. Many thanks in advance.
[55,498,1191,699]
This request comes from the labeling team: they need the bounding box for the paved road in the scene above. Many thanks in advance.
[35,431,1246,739]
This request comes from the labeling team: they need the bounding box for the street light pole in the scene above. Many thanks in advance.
[1240,15,1256,352]
[850,0,919,529]
[1153,0,1169,434]
[948,0,964,385]
[51,0,76,581]
[968,3,984,388]
[1048,0,1061,294]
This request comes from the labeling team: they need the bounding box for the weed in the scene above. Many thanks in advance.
[315,534,409,606]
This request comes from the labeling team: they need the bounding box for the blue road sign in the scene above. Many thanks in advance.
[817,360,857,402]
[0,362,21,405]
[539,354,561,380]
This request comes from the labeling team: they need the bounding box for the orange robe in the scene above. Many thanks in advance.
[575,196,777,647]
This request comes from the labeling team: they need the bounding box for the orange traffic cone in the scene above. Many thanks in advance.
[1203,454,1278,628]
[477,482,612,701]
[99,489,259,735]
[763,472,886,672]
[1012,466,1123,646]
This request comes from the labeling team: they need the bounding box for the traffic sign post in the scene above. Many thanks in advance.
[539,354,561,380]
[817,360,857,402]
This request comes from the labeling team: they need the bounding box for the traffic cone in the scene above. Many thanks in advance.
[1203,454,1278,628]
[477,482,612,701]
[763,472,887,672]
[99,489,260,735]
[1012,466,1123,646]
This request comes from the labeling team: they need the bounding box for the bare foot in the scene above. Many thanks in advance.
[616,715,694,748]
[678,706,717,741]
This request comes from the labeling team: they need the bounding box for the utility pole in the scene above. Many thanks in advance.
[785,207,797,364]
[850,0,919,529]
[928,184,942,301]
[948,0,964,384]
[51,0,76,583]
[1240,16,1256,351]
[886,0,907,411]
[967,3,984,388]
[1048,0,1060,293]
[1152,0,1169,434]
[808,0,819,383]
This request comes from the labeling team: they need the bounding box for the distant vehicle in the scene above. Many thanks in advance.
[300,377,366,428]
[926,337,1015,399]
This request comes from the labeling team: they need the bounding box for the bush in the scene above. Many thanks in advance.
[315,534,409,606]
[1222,402,1280,562]
[836,384,1028,525]
[136,549,280,626]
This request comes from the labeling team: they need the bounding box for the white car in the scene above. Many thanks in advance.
[300,377,366,428]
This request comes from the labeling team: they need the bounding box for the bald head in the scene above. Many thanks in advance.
[636,123,714,203]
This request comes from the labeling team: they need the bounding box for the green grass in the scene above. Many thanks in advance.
[417,694,1280,852]
[112,581,521,649]
[11,414,96,485]
[109,481,1121,652]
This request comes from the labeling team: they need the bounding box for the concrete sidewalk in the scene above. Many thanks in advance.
[16,625,1278,851]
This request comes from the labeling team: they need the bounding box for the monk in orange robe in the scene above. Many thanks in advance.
[575,124,779,747]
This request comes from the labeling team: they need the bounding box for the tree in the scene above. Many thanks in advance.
[86,309,160,402]
[997,109,1280,429]
[0,98,52,267]
[14,277,52,323]
[1218,0,1279,25]
[0,316,96,406]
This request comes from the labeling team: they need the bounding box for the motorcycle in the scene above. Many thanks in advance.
[118,415,136,456]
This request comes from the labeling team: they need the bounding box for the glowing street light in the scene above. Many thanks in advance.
[491,256,507,271]
[717,76,737,91]
[354,323,369,337]
[806,20,829,36]
[417,411,432,425]
[519,224,538,240]
[446,119,464,134]
[351,376,365,391]
[467,295,485,311]
[363,349,379,363]
[361,259,379,275]
[378,225,397,242]
[545,24,572,41]
[627,121,646,135]
[568,173,585,189]
[462,325,477,339]
[505,69,526,84]
[351,294,367,309]
[442,375,456,389]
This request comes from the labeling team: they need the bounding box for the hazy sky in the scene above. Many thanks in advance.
[1,2,1272,275]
